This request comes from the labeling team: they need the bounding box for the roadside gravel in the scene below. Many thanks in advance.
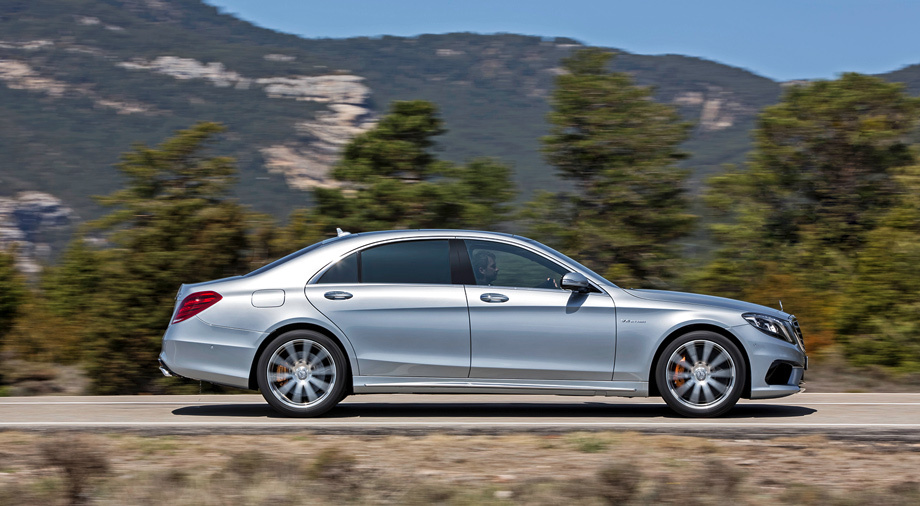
[1,431,918,504]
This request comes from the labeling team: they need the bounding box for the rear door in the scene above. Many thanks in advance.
[305,239,471,378]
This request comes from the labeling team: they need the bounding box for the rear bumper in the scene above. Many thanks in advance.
[159,316,264,389]
[158,358,184,379]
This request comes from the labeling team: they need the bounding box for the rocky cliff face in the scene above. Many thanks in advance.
[118,55,377,189]
[672,88,755,131]
[0,38,158,114]
[0,192,73,274]
[2,32,379,190]
[2,37,379,189]
[262,97,377,190]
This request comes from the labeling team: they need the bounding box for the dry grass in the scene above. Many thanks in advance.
[39,435,109,505]
[0,431,918,505]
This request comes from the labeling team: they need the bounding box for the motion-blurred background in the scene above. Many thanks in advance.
[1,0,919,395]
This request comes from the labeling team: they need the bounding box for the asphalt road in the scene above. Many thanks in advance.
[2,393,919,439]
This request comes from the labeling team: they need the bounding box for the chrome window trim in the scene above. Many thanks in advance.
[306,233,607,295]
[308,235,458,285]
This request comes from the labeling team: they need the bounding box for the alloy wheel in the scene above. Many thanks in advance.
[266,339,337,409]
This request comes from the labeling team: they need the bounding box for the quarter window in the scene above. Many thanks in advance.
[317,253,358,284]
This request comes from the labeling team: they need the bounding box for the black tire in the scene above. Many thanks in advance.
[256,330,348,417]
[656,331,746,417]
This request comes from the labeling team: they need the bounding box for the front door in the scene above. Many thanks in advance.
[463,240,617,380]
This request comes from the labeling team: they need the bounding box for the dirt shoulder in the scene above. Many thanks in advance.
[1,431,918,505]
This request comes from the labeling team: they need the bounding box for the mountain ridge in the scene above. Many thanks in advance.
[2,0,919,266]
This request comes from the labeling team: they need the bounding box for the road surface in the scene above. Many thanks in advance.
[1,392,918,439]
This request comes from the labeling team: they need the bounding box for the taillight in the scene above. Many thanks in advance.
[172,291,222,324]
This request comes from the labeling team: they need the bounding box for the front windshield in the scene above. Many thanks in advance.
[518,238,618,288]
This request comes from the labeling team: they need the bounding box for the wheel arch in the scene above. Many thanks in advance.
[248,322,354,394]
[647,324,751,399]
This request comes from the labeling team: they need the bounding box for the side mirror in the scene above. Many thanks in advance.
[561,272,590,293]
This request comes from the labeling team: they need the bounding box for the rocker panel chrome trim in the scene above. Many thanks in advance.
[353,376,641,395]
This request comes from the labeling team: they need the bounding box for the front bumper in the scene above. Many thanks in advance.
[732,323,807,400]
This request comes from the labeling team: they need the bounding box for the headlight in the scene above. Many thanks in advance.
[743,313,794,343]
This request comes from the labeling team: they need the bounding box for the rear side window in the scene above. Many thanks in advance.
[318,240,452,284]
[362,240,451,284]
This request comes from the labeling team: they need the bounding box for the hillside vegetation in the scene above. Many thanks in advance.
[0,0,786,227]
[2,1,920,393]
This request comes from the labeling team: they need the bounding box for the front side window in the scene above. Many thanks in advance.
[465,240,568,289]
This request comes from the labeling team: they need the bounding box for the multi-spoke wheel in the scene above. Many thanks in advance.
[257,330,348,417]
[656,331,746,417]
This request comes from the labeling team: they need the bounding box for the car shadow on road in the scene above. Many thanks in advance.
[172,402,816,419]
[172,404,283,418]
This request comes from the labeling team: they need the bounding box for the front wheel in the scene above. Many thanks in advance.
[256,330,348,417]
[656,331,746,417]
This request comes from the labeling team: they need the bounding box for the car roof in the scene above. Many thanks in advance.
[246,230,516,276]
[246,229,531,279]
[244,228,617,291]
[336,229,517,241]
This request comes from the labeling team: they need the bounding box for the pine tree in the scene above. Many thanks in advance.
[46,122,254,393]
[0,249,24,340]
[306,100,516,234]
[0,249,25,387]
[838,164,920,371]
[698,74,920,365]
[528,48,695,288]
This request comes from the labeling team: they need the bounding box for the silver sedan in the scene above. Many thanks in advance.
[158,229,807,417]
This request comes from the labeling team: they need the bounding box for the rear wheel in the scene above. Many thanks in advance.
[656,331,745,417]
[256,330,348,417]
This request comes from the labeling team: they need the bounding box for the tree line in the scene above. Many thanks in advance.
[2,48,918,393]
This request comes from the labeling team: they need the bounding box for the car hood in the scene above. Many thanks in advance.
[623,289,788,318]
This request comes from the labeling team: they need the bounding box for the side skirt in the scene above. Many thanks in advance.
[353,376,649,397]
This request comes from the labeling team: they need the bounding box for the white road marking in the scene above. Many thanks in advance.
[789,403,920,406]
[1,422,920,428]
[798,392,920,395]
[2,401,920,406]
[0,401,265,405]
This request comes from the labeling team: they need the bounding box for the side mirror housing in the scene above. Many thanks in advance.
[561,272,590,293]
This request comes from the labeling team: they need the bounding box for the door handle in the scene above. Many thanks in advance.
[480,293,509,303]
[324,291,353,300]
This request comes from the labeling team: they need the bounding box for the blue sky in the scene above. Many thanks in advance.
[205,0,920,82]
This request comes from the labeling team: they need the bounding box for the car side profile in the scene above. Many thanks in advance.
[158,229,807,417]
